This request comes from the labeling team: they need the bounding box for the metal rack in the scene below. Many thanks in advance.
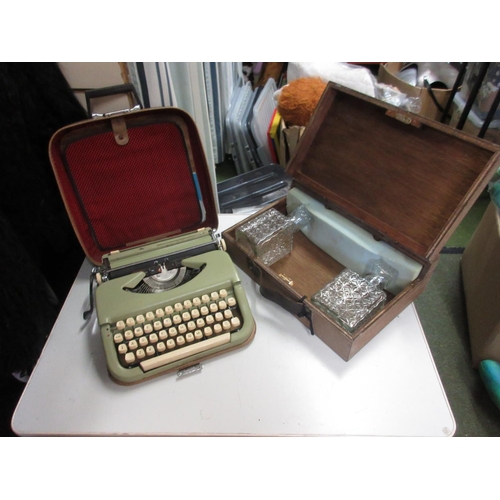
[440,62,500,139]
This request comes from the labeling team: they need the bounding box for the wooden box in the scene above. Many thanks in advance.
[223,83,500,361]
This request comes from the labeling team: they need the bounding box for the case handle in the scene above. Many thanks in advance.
[246,256,314,333]
[260,285,315,336]
[85,83,143,118]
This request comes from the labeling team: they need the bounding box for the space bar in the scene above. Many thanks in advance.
[140,333,231,372]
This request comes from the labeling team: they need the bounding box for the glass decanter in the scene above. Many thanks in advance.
[235,205,312,265]
[311,259,398,333]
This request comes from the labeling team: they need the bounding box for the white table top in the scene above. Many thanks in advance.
[12,214,455,437]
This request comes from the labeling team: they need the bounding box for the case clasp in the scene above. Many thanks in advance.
[111,117,129,145]
[385,109,422,128]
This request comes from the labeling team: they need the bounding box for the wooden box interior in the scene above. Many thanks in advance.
[224,198,400,334]
[222,83,500,352]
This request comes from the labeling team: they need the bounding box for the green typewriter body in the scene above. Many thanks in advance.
[49,103,256,384]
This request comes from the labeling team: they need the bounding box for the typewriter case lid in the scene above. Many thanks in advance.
[288,82,500,262]
[49,107,218,265]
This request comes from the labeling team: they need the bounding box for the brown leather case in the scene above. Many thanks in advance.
[223,82,500,361]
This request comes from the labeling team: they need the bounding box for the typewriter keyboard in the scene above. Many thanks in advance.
[112,288,243,372]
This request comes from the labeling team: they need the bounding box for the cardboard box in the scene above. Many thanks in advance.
[461,202,500,367]
[378,62,453,122]
[279,124,305,168]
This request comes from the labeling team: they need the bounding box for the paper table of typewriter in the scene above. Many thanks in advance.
[49,107,255,384]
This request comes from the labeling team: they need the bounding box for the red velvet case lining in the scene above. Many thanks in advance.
[49,109,217,264]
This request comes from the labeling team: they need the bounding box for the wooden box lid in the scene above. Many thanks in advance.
[49,107,218,265]
[287,83,500,260]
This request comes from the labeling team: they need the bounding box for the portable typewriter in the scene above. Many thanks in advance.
[49,87,256,384]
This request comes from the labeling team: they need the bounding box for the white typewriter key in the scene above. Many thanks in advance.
[183,300,192,309]
[215,312,224,322]
[176,336,186,346]
[206,315,215,325]
[178,324,187,335]
[209,303,218,313]
[124,330,134,340]
[227,297,237,307]
[145,311,155,321]
[124,352,135,364]
[191,308,200,319]
[114,333,124,344]
[153,321,162,331]
[211,291,219,301]
[173,314,182,325]
[146,346,155,356]
[231,317,241,328]
[155,308,165,318]
[218,300,227,310]
[166,339,176,349]
[182,312,191,322]
[213,324,222,334]
[129,340,138,350]
[186,333,194,343]
[163,317,172,328]
[157,342,166,353]
[149,333,159,343]
[196,318,205,328]
[136,349,146,359]
[165,305,174,315]
[187,321,196,331]
[139,336,149,347]
[201,294,210,303]
[169,327,178,337]
[200,306,209,316]
[118,343,128,354]
[144,324,153,334]
[192,297,201,307]
[222,320,231,331]
[204,327,213,337]
[126,317,136,327]
[116,320,125,330]
[136,314,145,324]
[194,329,203,340]
[174,302,183,312]
[219,289,228,298]
[159,330,168,340]
[224,310,233,319]
[134,327,144,337]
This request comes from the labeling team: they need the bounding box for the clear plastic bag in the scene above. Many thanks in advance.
[375,83,422,114]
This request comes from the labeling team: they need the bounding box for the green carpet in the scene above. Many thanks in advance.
[446,196,491,248]
[415,254,500,436]
[415,194,500,436]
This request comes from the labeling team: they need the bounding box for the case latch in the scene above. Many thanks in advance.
[385,109,422,128]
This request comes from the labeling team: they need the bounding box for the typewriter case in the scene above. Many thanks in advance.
[223,82,500,361]
[49,102,255,383]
